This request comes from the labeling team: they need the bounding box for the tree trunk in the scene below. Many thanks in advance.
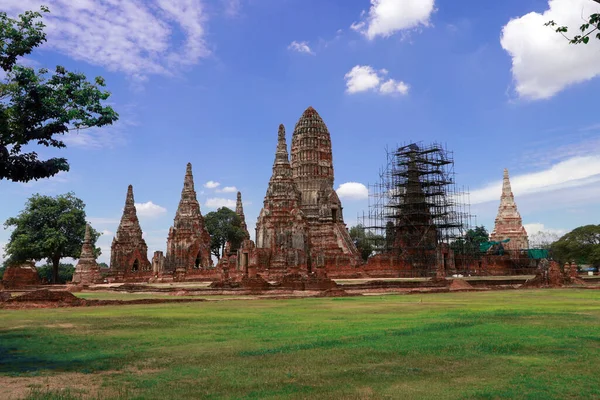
[52,255,60,284]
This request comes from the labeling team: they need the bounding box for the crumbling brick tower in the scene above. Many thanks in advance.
[165,163,212,272]
[255,124,310,276]
[72,224,102,285]
[290,107,361,268]
[490,169,529,250]
[110,185,151,278]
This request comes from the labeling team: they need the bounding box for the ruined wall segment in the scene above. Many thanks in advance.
[110,185,151,277]
[290,107,361,266]
[490,169,529,250]
[165,163,212,272]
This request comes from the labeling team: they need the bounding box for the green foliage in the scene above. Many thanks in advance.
[205,207,248,259]
[0,265,4,280]
[466,225,489,244]
[36,263,74,284]
[452,225,489,254]
[3,192,100,283]
[546,9,600,45]
[551,224,600,266]
[349,224,384,261]
[0,7,118,182]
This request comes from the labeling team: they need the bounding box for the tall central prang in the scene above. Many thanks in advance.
[289,107,360,266]
[291,106,335,220]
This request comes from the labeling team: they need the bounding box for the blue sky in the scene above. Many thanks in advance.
[2,0,600,264]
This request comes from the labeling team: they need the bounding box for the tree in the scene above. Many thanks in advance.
[452,225,489,254]
[466,226,489,245]
[204,207,247,259]
[349,224,385,261]
[36,262,74,284]
[3,192,101,283]
[546,1,600,45]
[0,7,118,182]
[551,225,600,266]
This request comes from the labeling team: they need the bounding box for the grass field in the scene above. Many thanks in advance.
[1,290,600,399]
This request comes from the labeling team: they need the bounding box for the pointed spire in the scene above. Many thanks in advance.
[236,191,249,237]
[490,168,529,250]
[126,184,134,207]
[84,223,92,243]
[183,162,195,193]
[236,191,244,216]
[275,124,290,166]
[502,168,512,197]
[114,184,144,241]
[172,162,204,228]
[79,224,96,261]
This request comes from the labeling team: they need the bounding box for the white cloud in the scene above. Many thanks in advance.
[523,223,566,236]
[500,0,600,100]
[204,197,236,208]
[101,230,113,236]
[344,65,409,95]
[379,79,410,95]
[345,65,381,93]
[217,186,238,193]
[352,0,436,39]
[135,201,167,217]
[288,41,315,55]
[3,0,209,79]
[204,181,221,189]
[336,182,369,200]
[470,155,600,204]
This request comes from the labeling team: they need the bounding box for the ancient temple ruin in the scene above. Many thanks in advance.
[110,185,151,279]
[289,107,361,268]
[72,224,102,285]
[490,169,529,250]
[254,124,310,277]
[360,143,473,277]
[164,163,212,274]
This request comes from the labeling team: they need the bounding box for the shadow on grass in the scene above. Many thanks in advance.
[0,330,117,376]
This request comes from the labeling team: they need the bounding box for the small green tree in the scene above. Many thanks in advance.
[349,224,385,261]
[0,7,118,182]
[3,192,101,283]
[551,225,600,266]
[204,207,247,259]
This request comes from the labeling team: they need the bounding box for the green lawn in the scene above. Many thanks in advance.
[1,290,599,399]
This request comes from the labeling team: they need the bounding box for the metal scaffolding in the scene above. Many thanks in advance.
[359,142,475,276]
